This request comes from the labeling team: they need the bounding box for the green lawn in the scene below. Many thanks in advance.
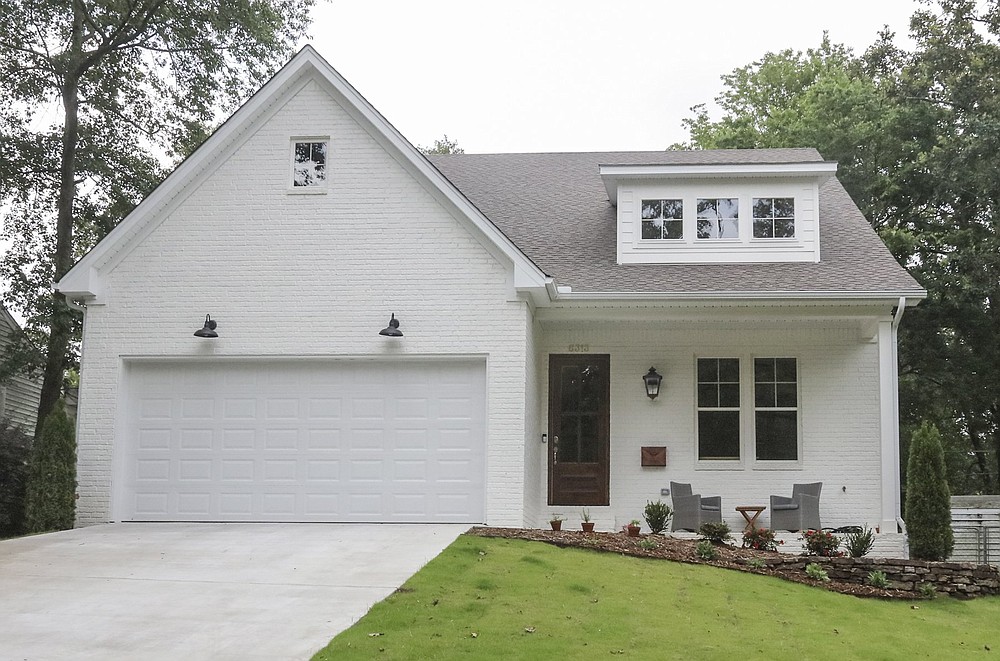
[313,535,1000,660]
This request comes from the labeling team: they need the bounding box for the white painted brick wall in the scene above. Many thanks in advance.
[74,80,530,526]
[537,323,887,532]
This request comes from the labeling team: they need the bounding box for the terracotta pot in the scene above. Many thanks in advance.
[581,522,595,532]
[550,520,562,531]
[627,524,641,537]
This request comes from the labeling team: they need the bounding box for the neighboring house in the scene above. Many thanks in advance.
[0,306,42,433]
[55,46,925,539]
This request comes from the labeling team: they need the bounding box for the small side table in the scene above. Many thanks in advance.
[736,505,766,532]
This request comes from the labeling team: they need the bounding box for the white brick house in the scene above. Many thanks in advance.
[56,47,924,537]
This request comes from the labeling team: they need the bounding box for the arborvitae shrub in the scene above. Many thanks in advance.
[0,418,31,536]
[24,400,76,532]
[905,421,954,561]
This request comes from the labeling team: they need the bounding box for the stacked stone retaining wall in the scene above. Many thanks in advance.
[765,556,1000,597]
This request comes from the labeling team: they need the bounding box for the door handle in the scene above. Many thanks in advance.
[552,435,559,464]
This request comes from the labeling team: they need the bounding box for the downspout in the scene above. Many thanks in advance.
[892,297,907,534]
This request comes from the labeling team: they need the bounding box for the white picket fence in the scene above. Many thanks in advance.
[950,498,1000,565]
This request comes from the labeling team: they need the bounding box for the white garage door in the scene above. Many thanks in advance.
[121,360,486,522]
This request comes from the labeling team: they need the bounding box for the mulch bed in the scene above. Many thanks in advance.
[468,526,916,600]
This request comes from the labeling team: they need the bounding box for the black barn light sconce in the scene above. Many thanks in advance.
[194,314,218,338]
[379,313,402,337]
[643,367,663,399]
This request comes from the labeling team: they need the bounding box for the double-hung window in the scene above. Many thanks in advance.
[291,139,328,188]
[696,356,800,463]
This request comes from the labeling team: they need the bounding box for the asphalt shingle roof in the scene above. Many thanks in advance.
[427,149,924,296]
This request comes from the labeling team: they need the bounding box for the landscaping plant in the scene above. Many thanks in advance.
[805,563,830,582]
[699,521,732,545]
[867,570,889,589]
[639,538,658,551]
[742,527,780,551]
[747,557,767,570]
[918,582,937,599]
[801,529,842,557]
[695,540,717,560]
[643,500,671,534]
[843,526,876,558]
[905,421,954,561]
[24,400,76,533]
[0,419,31,537]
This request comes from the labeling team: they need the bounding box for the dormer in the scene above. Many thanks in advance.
[600,160,838,265]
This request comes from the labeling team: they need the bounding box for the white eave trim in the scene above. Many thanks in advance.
[599,161,839,204]
[548,289,927,304]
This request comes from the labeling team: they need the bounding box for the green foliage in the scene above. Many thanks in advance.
[844,527,877,558]
[906,422,954,560]
[698,521,732,545]
[801,530,842,557]
[643,500,672,534]
[742,527,781,551]
[580,508,591,523]
[867,570,889,589]
[805,563,830,582]
[418,134,464,154]
[747,557,767,570]
[918,582,937,599]
[638,538,658,551]
[0,419,31,536]
[695,540,717,560]
[24,400,75,532]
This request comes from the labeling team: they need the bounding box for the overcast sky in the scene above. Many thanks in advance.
[303,0,920,153]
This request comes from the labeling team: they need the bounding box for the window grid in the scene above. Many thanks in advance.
[640,199,683,240]
[753,357,798,461]
[696,358,741,461]
[752,197,795,238]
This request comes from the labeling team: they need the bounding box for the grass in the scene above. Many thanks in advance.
[313,535,1000,660]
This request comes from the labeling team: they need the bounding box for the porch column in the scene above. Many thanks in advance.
[877,319,902,533]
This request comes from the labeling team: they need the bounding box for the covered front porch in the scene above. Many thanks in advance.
[525,299,906,554]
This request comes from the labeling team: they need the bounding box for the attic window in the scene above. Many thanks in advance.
[641,199,683,239]
[696,198,739,239]
[752,197,795,238]
[291,140,328,187]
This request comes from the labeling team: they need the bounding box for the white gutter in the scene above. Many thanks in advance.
[547,289,927,302]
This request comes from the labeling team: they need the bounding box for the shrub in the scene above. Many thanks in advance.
[695,540,717,560]
[699,521,732,545]
[801,529,842,557]
[905,421,954,561]
[639,538,658,551]
[917,582,937,599]
[867,570,889,589]
[805,563,829,582]
[643,500,672,534]
[843,526,876,558]
[742,527,780,551]
[0,418,32,537]
[24,400,76,533]
[747,557,766,570]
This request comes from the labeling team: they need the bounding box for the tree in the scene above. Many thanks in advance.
[905,422,954,560]
[0,419,31,536]
[24,399,76,532]
[680,3,1000,493]
[419,134,464,154]
[0,0,315,441]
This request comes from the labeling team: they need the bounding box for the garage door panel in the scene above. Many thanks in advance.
[123,360,486,522]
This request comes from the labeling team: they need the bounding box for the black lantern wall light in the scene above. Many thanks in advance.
[643,367,663,399]
[379,313,402,337]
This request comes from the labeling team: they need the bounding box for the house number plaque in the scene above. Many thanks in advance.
[567,344,590,352]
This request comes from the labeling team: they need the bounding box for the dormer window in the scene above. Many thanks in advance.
[696,198,739,239]
[291,139,328,188]
[753,197,795,238]
[641,199,683,239]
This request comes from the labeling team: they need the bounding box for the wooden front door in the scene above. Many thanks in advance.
[548,354,610,506]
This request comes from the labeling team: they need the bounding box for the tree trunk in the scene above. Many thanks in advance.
[35,9,83,441]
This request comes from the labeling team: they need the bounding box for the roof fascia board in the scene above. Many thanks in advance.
[550,290,926,304]
[599,162,839,204]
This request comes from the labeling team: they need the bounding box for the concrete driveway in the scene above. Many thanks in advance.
[0,523,467,660]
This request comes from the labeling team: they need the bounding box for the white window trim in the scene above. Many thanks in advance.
[749,196,798,242]
[639,198,685,242]
[634,193,801,248]
[693,354,803,471]
[287,136,330,193]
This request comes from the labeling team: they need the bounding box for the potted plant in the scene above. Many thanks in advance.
[549,514,564,531]
[581,508,595,532]
[626,519,641,537]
